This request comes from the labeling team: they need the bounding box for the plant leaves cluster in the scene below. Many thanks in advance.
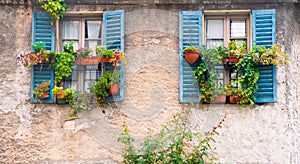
[38,0,67,20]
[120,111,225,164]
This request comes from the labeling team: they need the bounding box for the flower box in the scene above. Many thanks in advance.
[75,56,114,65]
[211,95,226,104]
[75,56,101,65]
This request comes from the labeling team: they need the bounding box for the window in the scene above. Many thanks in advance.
[30,10,125,104]
[179,10,277,103]
[205,15,249,49]
[204,14,250,92]
[60,16,102,92]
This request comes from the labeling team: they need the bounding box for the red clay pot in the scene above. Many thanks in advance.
[109,84,119,95]
[56,91,64,99]
[229,94,243,104]
[184,50,200,64]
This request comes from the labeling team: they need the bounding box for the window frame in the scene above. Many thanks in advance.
[202,11,252,103]
[204,14,250,50]
[57,15,103,92]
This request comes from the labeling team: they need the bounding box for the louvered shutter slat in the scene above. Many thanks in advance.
[252,9,276,103]
[179,11,202,103]
[103,10,124,102]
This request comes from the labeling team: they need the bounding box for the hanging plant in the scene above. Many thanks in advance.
[193,47,225,103]
[53,42,76,84]
[37,0,67,20]
[251,44,289,65]
[234,54,259,107]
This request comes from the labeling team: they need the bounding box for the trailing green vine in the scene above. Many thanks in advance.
[193,47,224,103]
[38,0,67,20]
[234,54,259,107]
[53,42,76,84]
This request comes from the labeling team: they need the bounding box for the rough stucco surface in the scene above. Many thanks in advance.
[0,2,300,163]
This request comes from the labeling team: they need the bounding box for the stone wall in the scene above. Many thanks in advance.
[0,1,299,163]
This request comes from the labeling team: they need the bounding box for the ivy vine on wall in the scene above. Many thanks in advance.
[37,0,67,20]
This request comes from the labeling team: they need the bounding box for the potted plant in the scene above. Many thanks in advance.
[53,42,76,84]
[96,46,114,62]
[31,41,45,52]
[74,47,99,65]
[183,46,200,64]
[251,44,289,65]
[94,72,110,106]
[63,88,75,104]
[211,85,226,104]
[17,42,55,68]
[109,71,121,95]
[225,83,243,104]
[93,71,120,106]
[96,46,126,66]
[33,81,50,99]
[52,86,64,99]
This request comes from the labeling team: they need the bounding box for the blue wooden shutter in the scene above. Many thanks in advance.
[252,9,276,103]
[103,10,124,102]
[179,11,202,103]
[30,12,55,103]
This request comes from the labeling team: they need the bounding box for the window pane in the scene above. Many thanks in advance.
[63,41,79,50]
[63,20,79,39]
[207,19,224,38]
[206,39,224,49]
[230,20,246,37]
[84,40,101,50]
[84,65,99,92]
[85,21,101,39]
[85,20,101,53]
[63,65,78,91]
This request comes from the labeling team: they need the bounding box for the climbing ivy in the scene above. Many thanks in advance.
[37,0,67,20]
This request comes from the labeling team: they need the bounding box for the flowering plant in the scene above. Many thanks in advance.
[77,47,92,59]
[110,49,126,66]
[17,42,54,69]
[96,46,126,67]
[251,44,289,65]
[33,81,50,99]
[17,50,54,68]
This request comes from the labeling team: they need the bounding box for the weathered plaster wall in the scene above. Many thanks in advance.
[0,1,299,163]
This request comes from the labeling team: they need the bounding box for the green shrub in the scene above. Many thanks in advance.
[120,111,226,163]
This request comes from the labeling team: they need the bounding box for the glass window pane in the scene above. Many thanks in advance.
[63,65,78,91]
[230,20,246,37]
[63,20,79,39]
[207,19,224,38]
[85,21,101,39]
[84,40,101,54]
[206,39,224,49]
[84,65,99,92]
[63,41,79,50]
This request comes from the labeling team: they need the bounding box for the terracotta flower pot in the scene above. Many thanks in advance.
[222,56,239,63]
[184,50,200,64]
[211,95,226,104]
[109,84,119,95]
[229,94,242,104]
[56,91,64,99]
